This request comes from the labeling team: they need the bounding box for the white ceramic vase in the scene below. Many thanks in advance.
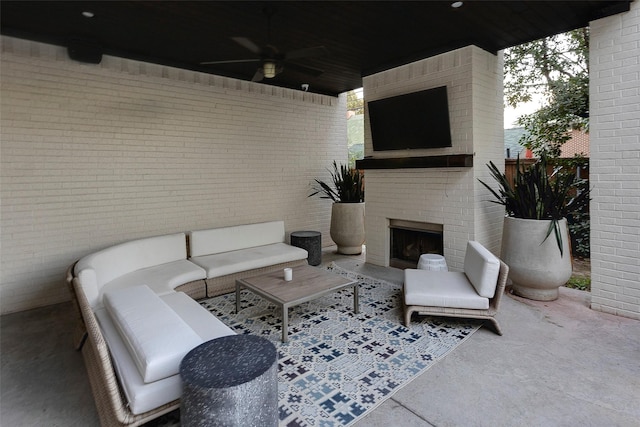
[330,202,365,255]
[501,217,572,301]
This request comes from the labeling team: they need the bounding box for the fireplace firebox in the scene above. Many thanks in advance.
[389,220,443,269]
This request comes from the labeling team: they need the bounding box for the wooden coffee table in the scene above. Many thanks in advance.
[235,265,359,343]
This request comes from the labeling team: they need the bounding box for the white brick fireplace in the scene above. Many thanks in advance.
[360,46,505,271]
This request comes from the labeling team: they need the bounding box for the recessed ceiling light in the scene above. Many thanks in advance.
[451,1,464,8]
[82,11,95,18]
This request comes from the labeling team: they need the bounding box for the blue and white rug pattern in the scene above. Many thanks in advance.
[199,264,479,427]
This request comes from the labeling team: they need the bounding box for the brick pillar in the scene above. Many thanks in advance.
[589,1,640,320]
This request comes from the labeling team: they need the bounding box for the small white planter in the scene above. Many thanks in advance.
[330,202,365,255]
[501,217,572,301]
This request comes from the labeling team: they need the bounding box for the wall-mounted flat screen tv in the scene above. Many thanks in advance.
[367,86,452,151]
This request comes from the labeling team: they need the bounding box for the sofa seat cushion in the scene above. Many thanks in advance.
[96,260,206,309]
[463,241,501,298]
[96,291,235,415]
[404,269,489,310]
[104,286,203,383]
[190,243,308,279]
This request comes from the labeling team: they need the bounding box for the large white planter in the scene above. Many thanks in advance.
[501,217,572,301]
[330,202,365,255]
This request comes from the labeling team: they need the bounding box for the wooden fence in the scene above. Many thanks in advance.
[504,158,589,185]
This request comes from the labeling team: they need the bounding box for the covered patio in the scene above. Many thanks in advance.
[1,1,639,425]
[1,1,637,320]
[2,248,639,425]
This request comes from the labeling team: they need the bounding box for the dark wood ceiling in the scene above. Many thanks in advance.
[1,1,631,96]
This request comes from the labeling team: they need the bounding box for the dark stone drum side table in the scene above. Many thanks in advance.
[290,230,322,266]
[179,335,278,426]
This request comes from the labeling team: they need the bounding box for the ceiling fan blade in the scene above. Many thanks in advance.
[200,58,261,65]
[285,46,328,60]
[251,68,264,82]
[232,37,263,55]
[283,61,324,77]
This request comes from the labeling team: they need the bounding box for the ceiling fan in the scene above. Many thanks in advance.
[200,6,327,82]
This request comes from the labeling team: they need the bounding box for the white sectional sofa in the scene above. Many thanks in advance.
[68,221,309,426]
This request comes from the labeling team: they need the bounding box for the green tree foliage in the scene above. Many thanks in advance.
[347,89,365,168]
[504,28,589,157]
[346,90,364,115]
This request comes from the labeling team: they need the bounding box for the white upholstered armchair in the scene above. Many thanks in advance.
[403,241,509,335]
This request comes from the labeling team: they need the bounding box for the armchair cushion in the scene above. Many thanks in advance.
[404,270,490,310]
[463,240,501,298]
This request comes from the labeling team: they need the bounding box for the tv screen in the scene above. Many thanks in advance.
[367,86,452,151]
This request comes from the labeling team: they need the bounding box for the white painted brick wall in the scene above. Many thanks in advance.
[362,46,504,270]
[590,2,640,320]
[0,36,346,314]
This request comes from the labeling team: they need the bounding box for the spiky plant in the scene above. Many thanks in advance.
[309,161,364,203]
[479,153,590,256]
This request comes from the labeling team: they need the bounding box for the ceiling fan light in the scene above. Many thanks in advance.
[263,62,277,78]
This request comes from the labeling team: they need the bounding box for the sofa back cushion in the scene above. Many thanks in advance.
[188,221,285,257]
[103,285,202,384]
[74,233,188,307]
[463,241,501,298]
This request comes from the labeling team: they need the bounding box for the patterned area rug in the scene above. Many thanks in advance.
[212,263,479,426]
[146,263,479,426]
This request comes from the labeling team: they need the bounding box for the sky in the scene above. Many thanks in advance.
[504,93,545,129]
[504,102,535,129]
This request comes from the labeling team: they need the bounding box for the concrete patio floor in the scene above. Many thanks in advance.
[2,247,639,426]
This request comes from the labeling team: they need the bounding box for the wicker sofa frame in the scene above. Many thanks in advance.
[403,259,509,335]
[75,276,181,426]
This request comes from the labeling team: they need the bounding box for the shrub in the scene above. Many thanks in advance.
[309,161,364,203]
[479,153,590,256]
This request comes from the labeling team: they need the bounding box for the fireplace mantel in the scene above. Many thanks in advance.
[355,154,473,170]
